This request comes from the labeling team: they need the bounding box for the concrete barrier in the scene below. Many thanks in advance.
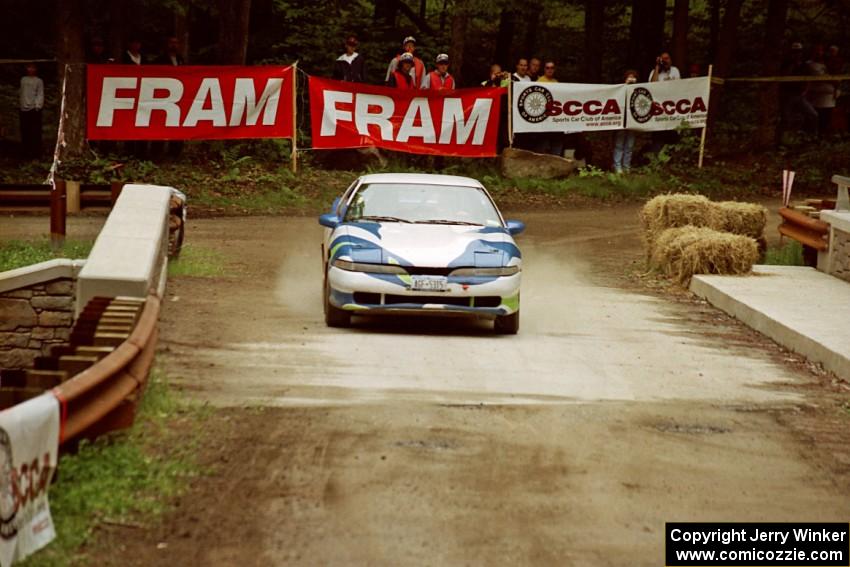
[76,184,172,314]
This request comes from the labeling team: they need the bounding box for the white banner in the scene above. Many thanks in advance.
[624,77,710,131]
[0,394,60,567]
[511,77,711,133]
[512,82,626,133]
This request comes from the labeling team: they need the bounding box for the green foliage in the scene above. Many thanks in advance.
[168,245,226,278]
[20,370,203,567]
[0,240,92,273]
[763,241,805,266]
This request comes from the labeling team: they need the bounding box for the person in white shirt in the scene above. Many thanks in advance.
[511,58,531,82]
[19,63,44,159]
[649,52,681,82]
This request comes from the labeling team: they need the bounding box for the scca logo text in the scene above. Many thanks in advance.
[546,99,622,117]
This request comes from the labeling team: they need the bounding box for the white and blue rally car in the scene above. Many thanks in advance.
[319,173,524,334]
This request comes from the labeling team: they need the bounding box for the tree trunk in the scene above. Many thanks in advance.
[218,0,252,64]
[672,0,688,74]
[107,0,126,61]
[707,0,744,128]
[419,0,427,20]
[755,0,790,148]
[495,8,516,68]
[56,0,86,159]
[629,0,666,72]
[175,2,190,62]
[584,0,605,82]
[449,0,469,85]
[708,0,720,64]
[522,2,541,59]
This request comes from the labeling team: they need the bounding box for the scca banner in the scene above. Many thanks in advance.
[86,65,294,140]
[625,77,710,131]
[0,394,60,567]
[513,82,626,133]
[309,77,503,157]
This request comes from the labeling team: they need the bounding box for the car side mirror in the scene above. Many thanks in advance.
[505,220,525,236]
[318,213,341,228]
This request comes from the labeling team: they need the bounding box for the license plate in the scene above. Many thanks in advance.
[410,275,448,292]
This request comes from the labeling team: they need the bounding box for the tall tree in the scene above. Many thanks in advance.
[218,0,252,64]
[584,0,605,82]
[56,0,86,159]
[495,7,516,67]
[522,1,542,59]
[707,0,744,128]
[449,0,469,84]
[629,0,666,72]
[672,0,688,74]
[708,0,720,63]
[755,0,790,148]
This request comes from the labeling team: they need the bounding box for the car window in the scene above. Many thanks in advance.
[344,183,503,227]
[336,180,359,217]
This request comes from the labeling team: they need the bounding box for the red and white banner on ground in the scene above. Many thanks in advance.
[309,77,503,157]
[86,65,295,140]
[511,76,711,133]
[624,77,710,131]
[0,394,60,567]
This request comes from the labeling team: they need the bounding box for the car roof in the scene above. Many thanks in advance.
[356,173,483,188]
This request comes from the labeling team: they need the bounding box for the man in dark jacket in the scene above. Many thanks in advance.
[333,34,365,82]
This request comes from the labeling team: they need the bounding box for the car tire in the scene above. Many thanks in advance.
[324,276,351,328]
[494,311,519,335]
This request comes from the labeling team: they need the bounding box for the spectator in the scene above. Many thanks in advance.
[385,36,424,87]
[806,44,837,137]
[421,54,455,90]
[528,57,542,81]
[512,58,531,82]
[649,52,680,82]
[648,52,680,154]
[122,37,143,65]
[688,63,702,78]
[333,34,365,83]
[87,37,113,63]
[481,63,507,87]
[537,60,558,83]
[19,63,44,159]
[388,53,416,89]
[779,42,818,138]
[613,70,639,173]
[156,36,184,66]
[826,46,847,133]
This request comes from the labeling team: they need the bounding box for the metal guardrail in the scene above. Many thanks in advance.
[51,294,160,445]
[778,207,830,251]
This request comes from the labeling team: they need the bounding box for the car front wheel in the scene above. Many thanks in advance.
[494,310,519,335]
[324,276,351,328]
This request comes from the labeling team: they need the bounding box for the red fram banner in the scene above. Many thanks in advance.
[86,65,295,140]
[309,77,503,157]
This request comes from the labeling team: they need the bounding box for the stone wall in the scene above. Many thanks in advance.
[0,278,75,370]
[830,228,850,283]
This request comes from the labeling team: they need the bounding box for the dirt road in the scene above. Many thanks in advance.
[5,207,849,566]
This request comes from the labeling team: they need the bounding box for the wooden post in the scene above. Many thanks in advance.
[291,62,298,173]
[507,79,514,148]
[698,64,713,169]
[110,181,124,204]
[51,180,67,249]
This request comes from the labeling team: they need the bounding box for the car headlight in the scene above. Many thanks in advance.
[449,266,520,277]
[332,259,408,274]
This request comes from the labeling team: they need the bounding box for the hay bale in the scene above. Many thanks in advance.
[640,194,714,248]
[651,226,759,284]
[710,201,767,239]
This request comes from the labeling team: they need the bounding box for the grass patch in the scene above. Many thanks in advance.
[763,241,805,266]
[0,239,92,273]
[168,244,227,278]
[21,370,205,567]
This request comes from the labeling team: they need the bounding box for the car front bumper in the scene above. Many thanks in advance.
[327,266,521,319]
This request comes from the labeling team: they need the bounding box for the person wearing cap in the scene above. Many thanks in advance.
[334,34,366,82]
[421,54,455,90]
[19,62,44,159]
[388,53,416,89]
[385,36,425,87]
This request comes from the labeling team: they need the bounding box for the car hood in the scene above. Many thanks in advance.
[330,222,521,268]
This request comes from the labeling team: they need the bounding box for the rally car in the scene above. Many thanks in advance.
[319,173,524,334]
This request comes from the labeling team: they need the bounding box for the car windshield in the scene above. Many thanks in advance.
[344,183,503,227]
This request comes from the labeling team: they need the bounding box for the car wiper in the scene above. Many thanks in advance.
[414,219,483,226]
[354,215,413,223]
